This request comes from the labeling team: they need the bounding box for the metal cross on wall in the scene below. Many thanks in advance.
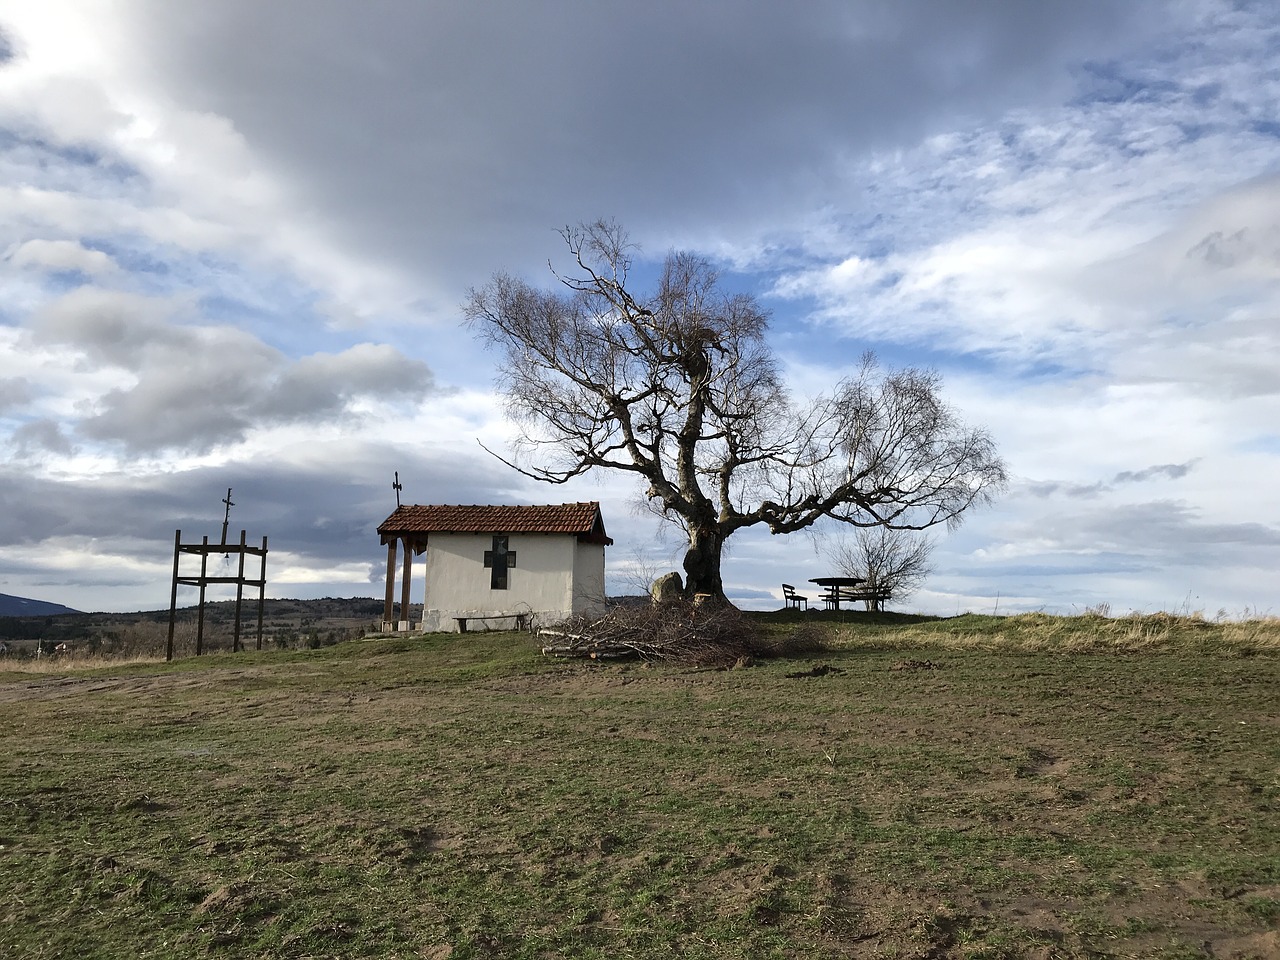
[483,535,516,590]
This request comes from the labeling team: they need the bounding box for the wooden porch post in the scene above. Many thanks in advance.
[383,539,397,631]
[419,540,428,630]
[399,540,412,631]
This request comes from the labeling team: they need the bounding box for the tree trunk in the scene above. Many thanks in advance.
[682,524,726,601]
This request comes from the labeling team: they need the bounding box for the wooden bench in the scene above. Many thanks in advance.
[782,583,808,610]
[455,613,529,633]
[829,588,891,610]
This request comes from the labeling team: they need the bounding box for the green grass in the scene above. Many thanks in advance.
[2,614,1278,958]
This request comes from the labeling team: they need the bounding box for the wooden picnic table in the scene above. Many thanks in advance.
[809,576,865,611]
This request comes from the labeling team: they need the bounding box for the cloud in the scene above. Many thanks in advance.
[14,287,437,454]
[30,288,222,367]
[9,418,73,458]
[1112,462,1195,484]
[0,376,30,411]
[1023,480,1108,501]
[1024,460,1198,499]
[1001,500,1280,559]
[0,441,534,609]
[264,344,437,421]
[83,1,1163,300]
[5,238,116,274]
[766,25,1280,383]
[946,489,1280,617]
[0,537,164,592]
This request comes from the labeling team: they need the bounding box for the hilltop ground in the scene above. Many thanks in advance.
[1,610,1277,959]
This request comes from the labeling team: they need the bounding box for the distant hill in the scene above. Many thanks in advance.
[0,593,81,617]
[0,596,384,655]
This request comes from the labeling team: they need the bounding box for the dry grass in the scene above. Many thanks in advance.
[0,651,169,674]
[1219,615,1280,648]
[813,609,1280,655]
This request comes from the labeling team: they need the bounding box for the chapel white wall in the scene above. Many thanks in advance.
[420,533,604,632]
[573,542,608,615]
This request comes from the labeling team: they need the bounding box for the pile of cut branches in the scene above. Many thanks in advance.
[539,601,827,667]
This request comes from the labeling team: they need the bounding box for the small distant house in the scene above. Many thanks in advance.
[376,502,613,632]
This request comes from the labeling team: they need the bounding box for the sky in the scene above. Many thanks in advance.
[1,0,1278,618]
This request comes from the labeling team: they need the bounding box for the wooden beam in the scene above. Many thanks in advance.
[382,539,397,630]
[196,536,209,656]
[399,538,412,630]
[166,529,181,662]
[233,529,247,652]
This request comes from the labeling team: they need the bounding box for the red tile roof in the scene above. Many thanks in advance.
[378,502,612,545]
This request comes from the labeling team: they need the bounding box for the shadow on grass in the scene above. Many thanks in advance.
[751,608,943,627]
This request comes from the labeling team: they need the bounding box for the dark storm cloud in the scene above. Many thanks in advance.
[116,0,1164,291]
[0,442,526,571]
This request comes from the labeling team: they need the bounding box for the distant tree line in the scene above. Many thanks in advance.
[0,617,70,642]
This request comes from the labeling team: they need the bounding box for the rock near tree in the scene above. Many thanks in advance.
[650,572,684,604]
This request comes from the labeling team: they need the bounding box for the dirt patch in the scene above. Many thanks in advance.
[786,664,845,678]
[1209,929,1280,959]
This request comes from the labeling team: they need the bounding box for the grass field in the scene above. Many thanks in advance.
[1,611,1277,959]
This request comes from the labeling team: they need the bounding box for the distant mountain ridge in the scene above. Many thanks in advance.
[0,593,81,617]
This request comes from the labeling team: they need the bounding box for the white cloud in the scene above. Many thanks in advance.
[269,556,375,587]
[6,238,116,274]
[0,0,425,333]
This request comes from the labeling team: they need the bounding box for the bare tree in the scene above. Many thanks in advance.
[824,525,935,611]
[465,220,1006,602]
